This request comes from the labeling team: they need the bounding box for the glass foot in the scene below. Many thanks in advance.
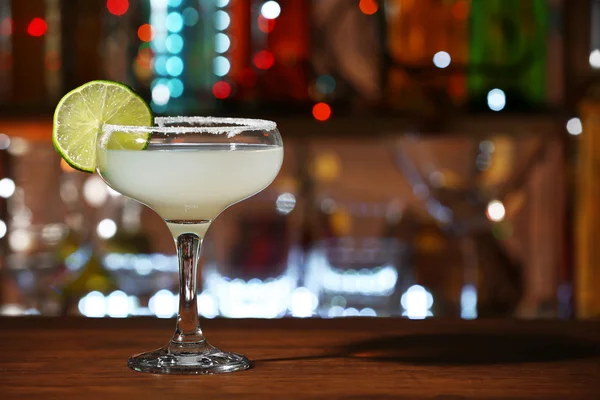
[128,341,251,375]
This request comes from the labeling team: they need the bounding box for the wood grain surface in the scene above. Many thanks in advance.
[0,318,599,399]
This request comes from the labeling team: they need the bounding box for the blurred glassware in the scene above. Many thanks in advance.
[301,187,414,317]
[201,184,300,319]
[393,130,563,318]
[308,236,411,318]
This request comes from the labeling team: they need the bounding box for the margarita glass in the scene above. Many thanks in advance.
[96,117,283,374]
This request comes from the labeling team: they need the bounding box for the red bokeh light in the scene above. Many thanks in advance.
[0,18,13,36]
[312,102,331,122]
[212,81,232,99]
[253,50,275,70]
[136,48,154,70]
[359,0,378,15]
[137,24,155,42]
[107,0,129,16]
[27,18,47,37]
[258,15,276,33]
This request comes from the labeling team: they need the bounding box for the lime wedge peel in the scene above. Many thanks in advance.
[52,80,153,173]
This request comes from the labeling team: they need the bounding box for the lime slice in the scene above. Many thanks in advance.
[52,80,153,173]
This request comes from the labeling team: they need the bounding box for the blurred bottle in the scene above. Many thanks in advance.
[384,0,468,116]
[575,94,600,319]
[60,250,118,315]
[468,0,549,112]
[103,198,151,255]
[227,0,310,106]
[56,163,118,315]
[310,0,382,111]
[1,0,63,110]
[0,144,11,307]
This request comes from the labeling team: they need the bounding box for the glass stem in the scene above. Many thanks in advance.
[172,232,205,344]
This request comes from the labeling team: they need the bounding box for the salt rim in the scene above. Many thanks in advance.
[103,116,277,138]
[156,116,276,131]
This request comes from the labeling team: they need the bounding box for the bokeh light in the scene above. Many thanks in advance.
[433,51,451,68]
[566,117,582,135]
[487,88,506,111]
[0,134,9,149]
[258,15,276,33]
[359,0,378,15]
[214,33,231,53]
[166,12,184,33]
[166,34,184,53]
[182,7,199,26]
[212,81,231,99]
[486,200,506,222]
[316,75,336,94]
[401,285,434,319]
[590,49,600,69]
[152,84,171,105]
[83,176,108,207]
[78,291,106,318]
[106,0,129,16]
[166,56,184,76]
[213,56,231,76]
[253,50,275,70]
[261,1,281,19]
[167,78,184,98]
[312,102,331,122]
[154,55,168,75]
[0,178,16,198]
[275,192,296,215]
[26,18,47,37]
[214,10,230,31]
[97,219,117,239]
[137,24,155,42]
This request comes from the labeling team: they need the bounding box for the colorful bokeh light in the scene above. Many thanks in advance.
[212,81,232,99]
[27,18,47,37]
[106,0,129,16]
[258,15,276,33]
[137,24,155,42]
[359,0,378,15]
[253,50,275,70]
[312,102,332,122]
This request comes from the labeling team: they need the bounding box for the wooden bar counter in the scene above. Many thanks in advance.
[0,318,599,399]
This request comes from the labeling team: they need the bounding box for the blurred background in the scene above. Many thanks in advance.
[0,0,598,320]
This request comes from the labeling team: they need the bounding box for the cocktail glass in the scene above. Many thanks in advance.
[96,117,283,374]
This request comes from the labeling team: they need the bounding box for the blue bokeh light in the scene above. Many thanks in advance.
[212,56,230,76]
[166,34,184,53]
[214,10,230,31]
[182,7,199,26]
[214,33,230,53]
[154,56,168,76]
[316,75,336,94]
[166,56,184,76]
[168,78,184,98]
[166,12,184,33]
